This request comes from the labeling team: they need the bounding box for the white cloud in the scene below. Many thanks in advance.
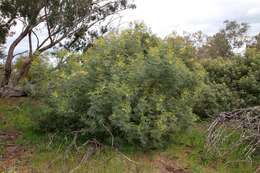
[122,0,260,36]
[247,8,260,16]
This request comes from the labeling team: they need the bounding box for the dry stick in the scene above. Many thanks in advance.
[207,106,260,160]
[43,123,140,173]
[115,149,140,165]
[47,133,57,148]
[101,121,114,147]
[44,135,76,172]
[68,145,97,173]
[99,121,140,165]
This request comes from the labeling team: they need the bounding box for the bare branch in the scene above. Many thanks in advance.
[32,29,40,49]
[207,106,260,160]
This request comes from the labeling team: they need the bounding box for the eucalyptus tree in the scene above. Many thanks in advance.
[222,20,249,49]
[197,20,249,59]
[0,0,135,87]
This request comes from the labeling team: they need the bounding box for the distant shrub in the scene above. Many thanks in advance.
[193,83,240,118]
[41,25,200,149]
[202,55,260,108]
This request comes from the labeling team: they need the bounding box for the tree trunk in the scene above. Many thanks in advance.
[13,31,34,86]
[1,26,31,87]
[1,46,15,87]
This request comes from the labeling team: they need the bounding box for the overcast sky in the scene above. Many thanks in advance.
[121,0,260,37]
[5,0,260,54]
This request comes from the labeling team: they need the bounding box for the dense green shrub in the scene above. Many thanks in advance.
[20,56,52,97]
[193,83,240,118]
[18,50,84,98]
[41,26,200,149]
[191,54,260,119]
[202,55,260,108]
[37,24,260,147]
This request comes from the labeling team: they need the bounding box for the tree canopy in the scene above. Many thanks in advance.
[0,0,135,87]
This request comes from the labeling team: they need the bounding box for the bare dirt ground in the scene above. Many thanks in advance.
[0,130,32,173]
[154,155,191,173]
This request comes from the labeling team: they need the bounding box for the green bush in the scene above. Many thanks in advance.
[41,25,200,149]
[191,55,260,119]
[202,55,260,108]
[193,83,240,118]
[18,50,84,98]
[15,54,54,98]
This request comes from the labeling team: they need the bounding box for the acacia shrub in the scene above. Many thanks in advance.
[203,56,260,107]
[41,26,200,149]
[193,83,240,118]
[196,55,260,118]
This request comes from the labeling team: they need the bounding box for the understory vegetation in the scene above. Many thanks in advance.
[0,99,259,173]
[0,22,260,172]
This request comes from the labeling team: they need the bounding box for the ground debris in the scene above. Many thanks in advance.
[154,155,191,173]
[0,130,31,173]
[207,106,260,159]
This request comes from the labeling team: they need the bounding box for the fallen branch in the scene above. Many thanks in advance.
[207,106,260,160]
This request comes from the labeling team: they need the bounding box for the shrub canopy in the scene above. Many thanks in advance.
[42,25,200,149]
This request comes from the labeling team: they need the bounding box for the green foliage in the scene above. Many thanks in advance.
[15,50,84,98]
[0,0,135,51]
[1,28,260,171]
[193,83,240,118]
[165,32,196,60]
[206,32,233,58]
[0,99,47,143]
[203,55,260,107]
[222,20,249,49]
[192,55,260,118]
[0,0,136,87]
[41,25,200,149]
[195,20,249,59]
[16,55,52,97]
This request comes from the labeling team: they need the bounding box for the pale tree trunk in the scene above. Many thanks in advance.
[1,26,31,87]
[13,31,33,86]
